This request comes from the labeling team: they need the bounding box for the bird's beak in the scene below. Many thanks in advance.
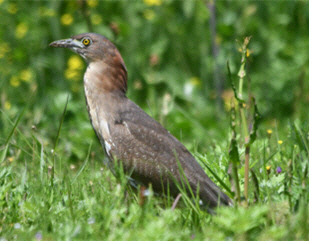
[49,38,84,50]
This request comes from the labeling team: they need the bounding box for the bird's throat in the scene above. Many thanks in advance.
[84,61,127,95]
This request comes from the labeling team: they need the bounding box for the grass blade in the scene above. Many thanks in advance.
[40,143,45,182]
[0,108,26,163]
[71,142,92,184]
[199,157,234,198]
[53,94,69,152]
[51,94,69,186]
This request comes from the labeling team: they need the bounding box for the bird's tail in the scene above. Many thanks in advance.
[199,177,233,208]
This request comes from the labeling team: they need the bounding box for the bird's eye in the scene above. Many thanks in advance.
[82,38,91,46]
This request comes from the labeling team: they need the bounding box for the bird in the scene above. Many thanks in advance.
[50,33,232,209]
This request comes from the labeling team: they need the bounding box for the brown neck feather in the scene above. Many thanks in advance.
[84,52,128,95]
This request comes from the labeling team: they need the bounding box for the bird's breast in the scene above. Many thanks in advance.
[83,82,100,132]
[84,76,114,157]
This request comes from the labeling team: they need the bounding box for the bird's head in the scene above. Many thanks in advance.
[50,33,127,93]
[50,33,118,63]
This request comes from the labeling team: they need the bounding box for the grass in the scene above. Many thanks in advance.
[0,105,308,240]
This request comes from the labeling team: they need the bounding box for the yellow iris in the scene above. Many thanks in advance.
[82,38,90,46]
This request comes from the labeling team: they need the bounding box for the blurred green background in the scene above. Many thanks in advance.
[0,0,309,164]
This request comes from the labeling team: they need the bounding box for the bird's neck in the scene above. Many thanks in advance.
[83,60,128,138]
[84,60,127,95]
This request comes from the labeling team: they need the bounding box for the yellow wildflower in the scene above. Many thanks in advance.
[266,165,271,171]
[246,48,251,57]
[143,0,162,6]
[7,3,18,14]
[278,140,283,145]
[87,0,98,8]
[65,56,84,82]
[0,42,10,58]
[15,23,28,39]
[65,69,80,80]
[20,68,33,83]
[143,9,155,20]
[68,56,83,70]
[267,129,273,135]
[61,13,73,26]
[190,77,201,86]
[8,156,14,163]
[10,76,20,87]
[238,47,251,57]
[4,101,11,110]
[91,14,102,25]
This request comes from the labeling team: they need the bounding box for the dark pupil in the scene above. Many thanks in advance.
[84,39,89,44]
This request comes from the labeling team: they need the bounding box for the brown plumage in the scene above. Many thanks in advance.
[50,33,232,209]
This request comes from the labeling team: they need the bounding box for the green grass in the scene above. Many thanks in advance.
[0,105,308,240]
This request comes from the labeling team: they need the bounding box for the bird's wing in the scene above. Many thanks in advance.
[107,99,231,206]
